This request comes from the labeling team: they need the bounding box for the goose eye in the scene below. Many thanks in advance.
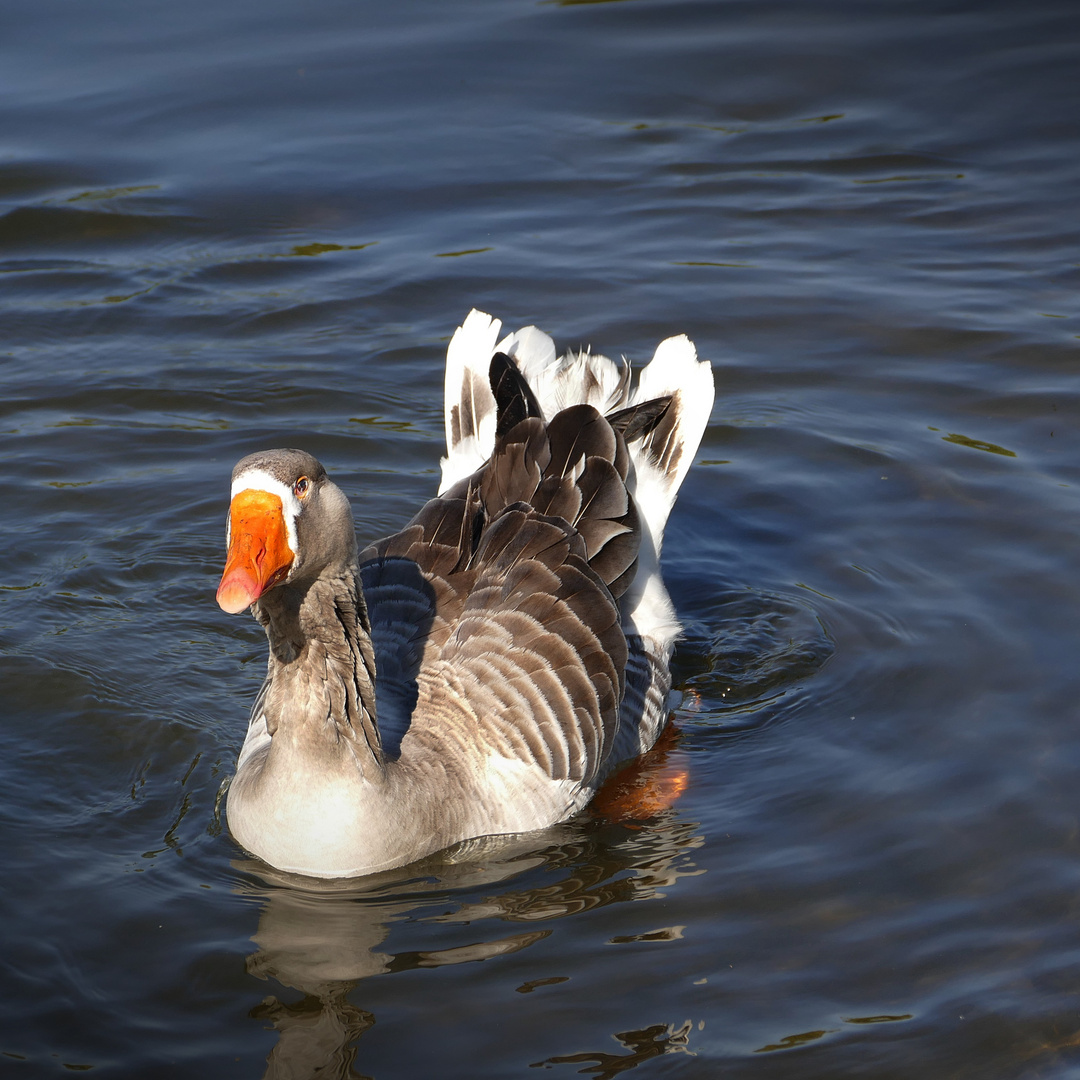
[294,477,311,499]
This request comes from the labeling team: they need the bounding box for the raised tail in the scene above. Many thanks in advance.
[625,333,715,561]
[439,310,715,645]
[617,333,715,647]
[440,310,633,492]
[441,309,504,492]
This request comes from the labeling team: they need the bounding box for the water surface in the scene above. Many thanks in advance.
[3,0,1080,1076]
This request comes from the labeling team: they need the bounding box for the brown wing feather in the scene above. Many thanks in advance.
[359,395,641,784]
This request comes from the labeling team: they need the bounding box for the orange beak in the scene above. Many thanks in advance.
[216,489,295,614]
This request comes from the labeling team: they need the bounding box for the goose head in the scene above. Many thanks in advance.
[216,448,357,614]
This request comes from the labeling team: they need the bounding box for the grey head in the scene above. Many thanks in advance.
[218,448,357,612]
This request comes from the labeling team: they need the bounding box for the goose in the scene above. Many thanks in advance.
[217,309,714,878]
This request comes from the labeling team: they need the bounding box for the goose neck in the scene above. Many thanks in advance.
[256,567,383,773]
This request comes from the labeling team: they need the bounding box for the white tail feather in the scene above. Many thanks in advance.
[500,329,630,420]
[438,310,715,649]
[629,333,715,554]
[495,324,556,381]
[440,310,502,493]
[620,334,714,646]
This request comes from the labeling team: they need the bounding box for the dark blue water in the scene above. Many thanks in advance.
[4,0,1080,1075]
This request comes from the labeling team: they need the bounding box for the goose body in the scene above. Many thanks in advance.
[218,310,714,878]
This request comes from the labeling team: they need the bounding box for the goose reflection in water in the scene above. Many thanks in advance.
[232,731,702,1079]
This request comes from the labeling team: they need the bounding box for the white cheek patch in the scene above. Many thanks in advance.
[231,468,302,556]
